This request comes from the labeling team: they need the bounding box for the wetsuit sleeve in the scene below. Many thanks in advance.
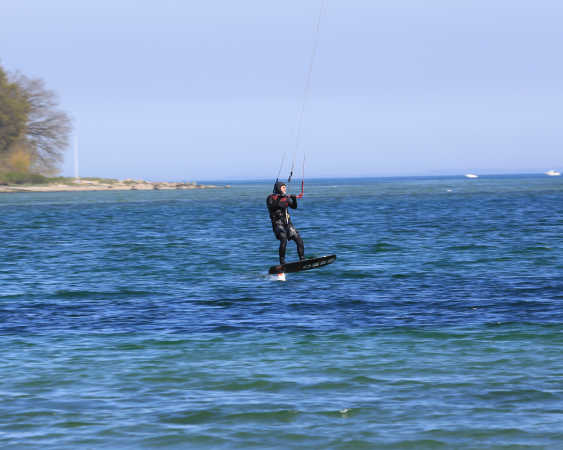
[268,194,295,209]
[288,194,298,209]
[267,194,279,211]
[277,195,293,209]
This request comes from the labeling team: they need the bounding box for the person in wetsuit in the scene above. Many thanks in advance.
[266,181,305,265]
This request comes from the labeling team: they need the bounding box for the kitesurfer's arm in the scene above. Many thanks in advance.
[267,193,296,209]
[277,195,297,209]
[267,194,279,211]
[288,194,298,209]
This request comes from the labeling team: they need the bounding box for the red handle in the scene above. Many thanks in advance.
[297,180,304,198]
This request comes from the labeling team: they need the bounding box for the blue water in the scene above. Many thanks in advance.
[1,175,562,448]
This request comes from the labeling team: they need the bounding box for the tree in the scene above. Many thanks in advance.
[0,66,28,161]
[12,73,72,175]
[0,63,72,175]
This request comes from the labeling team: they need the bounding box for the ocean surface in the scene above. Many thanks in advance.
[1,175,562,449]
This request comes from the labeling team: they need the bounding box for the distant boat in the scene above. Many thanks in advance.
[465,173,479,179]
[545,170,561,176]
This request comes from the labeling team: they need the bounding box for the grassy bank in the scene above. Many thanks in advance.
[0,172,50,185]
[0,172,224,193]
[0,172,122,186]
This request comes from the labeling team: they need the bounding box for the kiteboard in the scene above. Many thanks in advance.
[268,254,336,275]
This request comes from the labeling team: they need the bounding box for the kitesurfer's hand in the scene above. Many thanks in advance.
[290,194,296,200]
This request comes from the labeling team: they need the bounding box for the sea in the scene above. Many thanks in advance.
[1,175,562,449]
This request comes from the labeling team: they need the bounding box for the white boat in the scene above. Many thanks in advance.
[545,170,561,176]
[465,173,479,179]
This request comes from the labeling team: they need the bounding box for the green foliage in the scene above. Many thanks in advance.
[45,176,79,184]
[0,62,71,175]
[0,174,123,186]
[81,177,120,184]
[0,171,49,185]
[0,66,29,157]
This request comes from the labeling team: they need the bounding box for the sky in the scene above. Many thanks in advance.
[1,0,563,180]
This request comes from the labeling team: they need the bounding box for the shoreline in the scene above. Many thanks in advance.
[0,179,230,193]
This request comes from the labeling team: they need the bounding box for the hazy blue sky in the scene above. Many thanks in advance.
[2,0,563,180]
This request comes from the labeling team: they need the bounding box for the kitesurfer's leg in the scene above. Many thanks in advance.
[275,226,289,265]
[279,237,288,265]
[294,231,305,261]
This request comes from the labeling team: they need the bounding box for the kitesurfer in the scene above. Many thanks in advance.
[267,181,305,265]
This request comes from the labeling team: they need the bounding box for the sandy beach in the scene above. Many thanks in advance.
[0,179,228,193]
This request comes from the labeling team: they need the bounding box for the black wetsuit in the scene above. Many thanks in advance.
[266,181,305,265]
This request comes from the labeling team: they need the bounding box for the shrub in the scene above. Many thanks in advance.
[0,171,49,185]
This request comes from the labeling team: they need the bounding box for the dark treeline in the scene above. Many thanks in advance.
[0,62,71,181]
